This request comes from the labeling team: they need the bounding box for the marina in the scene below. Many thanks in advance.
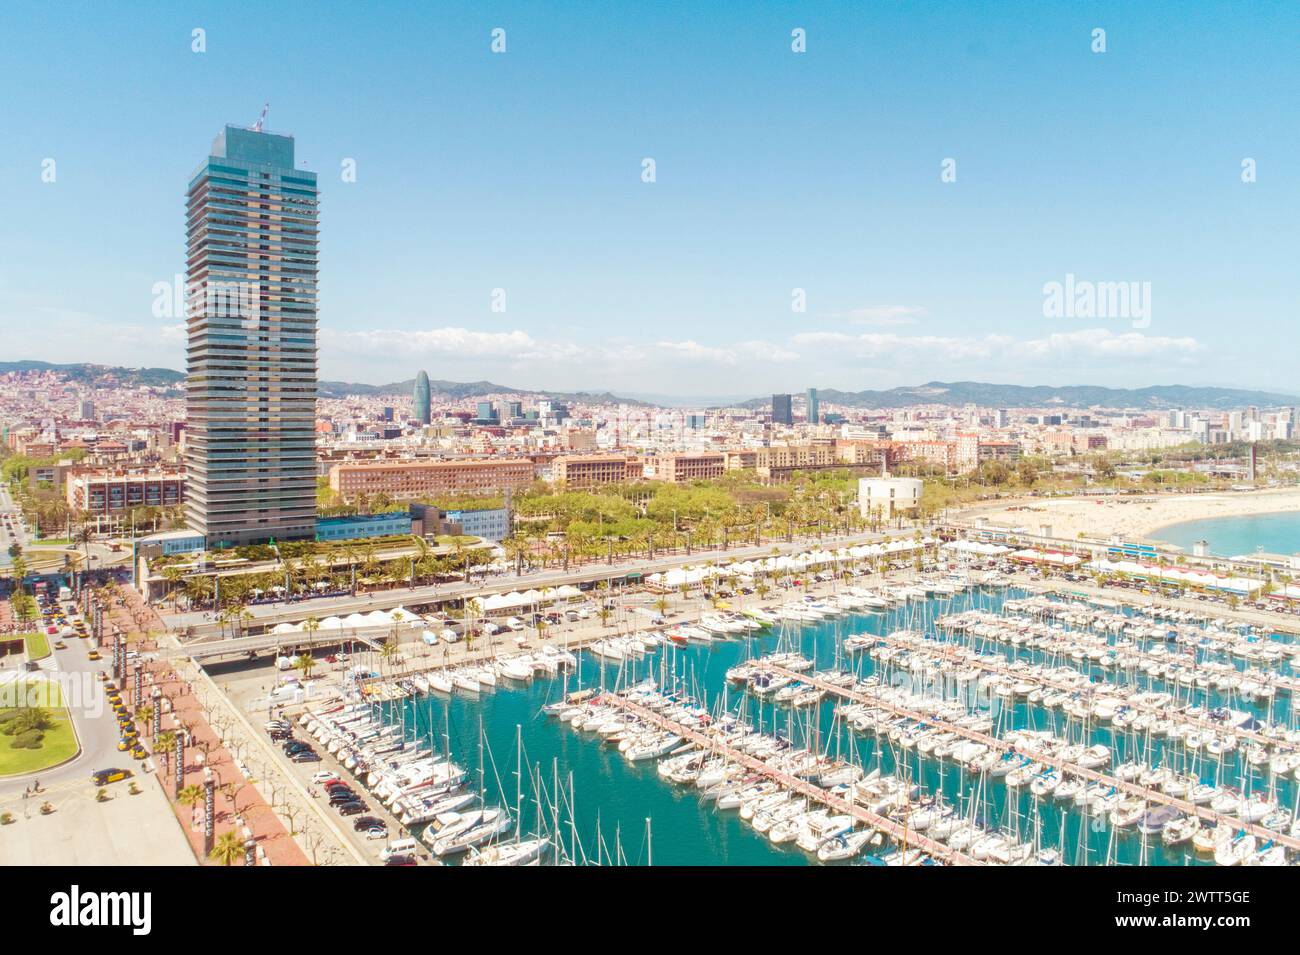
[289,553,1300,865]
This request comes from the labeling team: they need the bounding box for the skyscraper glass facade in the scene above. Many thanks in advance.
[413,370,431,424]
[184,124,319,547]
[771,393,793,425]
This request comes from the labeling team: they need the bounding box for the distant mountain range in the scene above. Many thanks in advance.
[0,360,185,389]
[0,361,640,406]
[733,381,1299,412]
[318,377,643,406]
[6,363,1294,411]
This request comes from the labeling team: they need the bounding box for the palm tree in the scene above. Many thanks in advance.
[74,522,95,569]
[160,566,185,610]
[184,575,214,610]
[378,640,398,676]
[178,783,205,816]
[293,652,316,680]
[135,702,155,736]
[452,538,469,583]
[209,829,246,866]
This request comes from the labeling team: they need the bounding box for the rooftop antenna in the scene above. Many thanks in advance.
[252,102,269,132]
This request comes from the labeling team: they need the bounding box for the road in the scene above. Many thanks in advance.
[0,483,128,578]
[0,484,27,569]
[0,620,123,795]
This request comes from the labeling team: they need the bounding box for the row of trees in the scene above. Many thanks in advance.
[161,535,497,623]
[501,471,891,574]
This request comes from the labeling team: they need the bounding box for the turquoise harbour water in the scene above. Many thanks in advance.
[1155,511,1300,559]
[366,585,1299,866]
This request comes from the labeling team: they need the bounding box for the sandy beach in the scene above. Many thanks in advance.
[958,487,1300,546]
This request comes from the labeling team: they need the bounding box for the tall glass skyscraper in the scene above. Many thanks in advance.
[806,387,819,425]
[771,393,793,426]
[184,124,319,547]
[413,370,431,424]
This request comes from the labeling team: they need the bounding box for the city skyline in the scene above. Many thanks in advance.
[1,2,1296,396]
[7,0,1300,890]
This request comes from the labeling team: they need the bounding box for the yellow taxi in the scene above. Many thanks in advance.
[91,768,132,785]
[87,650,102,661]
[130,744,147,760]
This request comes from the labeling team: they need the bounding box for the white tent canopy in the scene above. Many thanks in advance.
[645,539,932,588]
[942,540,1012,556]
[1086,558,1264,594]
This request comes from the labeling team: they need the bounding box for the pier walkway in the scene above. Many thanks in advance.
[769,666,1300,854]
[602,693,983,865]
[870,630,1298,755]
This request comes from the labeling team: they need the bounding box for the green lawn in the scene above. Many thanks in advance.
[0,682,78,777]
[23,631,49,660]
[21,548,67,571]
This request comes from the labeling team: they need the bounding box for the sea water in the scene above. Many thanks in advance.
[1156,511,1300,559]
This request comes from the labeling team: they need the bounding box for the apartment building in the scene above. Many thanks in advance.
[328,457,535,504]
[551,454,644,489]
[66,469,185,516]
[647,452,727,483]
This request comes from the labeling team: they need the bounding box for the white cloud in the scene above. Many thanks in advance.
[654,339,798,364]
[1013,328,1203,361]
[322,326,541,358]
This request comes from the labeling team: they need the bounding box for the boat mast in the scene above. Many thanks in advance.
[515,722,523,843]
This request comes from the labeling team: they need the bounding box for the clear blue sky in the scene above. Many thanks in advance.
[0,0,1295,397]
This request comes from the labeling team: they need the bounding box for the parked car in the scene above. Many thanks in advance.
[290,751,321,763]
[336,801,368,816]
[352,815,386,832]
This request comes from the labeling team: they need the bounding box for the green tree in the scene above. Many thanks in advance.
[209,829,246,866]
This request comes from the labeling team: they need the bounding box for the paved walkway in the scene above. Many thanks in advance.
[146,659,310,866]
[0,771,195,866]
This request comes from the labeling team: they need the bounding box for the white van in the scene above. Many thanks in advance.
[380,838,418,861]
